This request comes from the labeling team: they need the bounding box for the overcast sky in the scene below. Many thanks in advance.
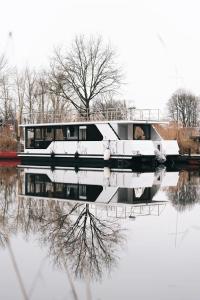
[1,0,200,111]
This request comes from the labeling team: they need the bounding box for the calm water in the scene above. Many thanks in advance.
[0,166,200,299]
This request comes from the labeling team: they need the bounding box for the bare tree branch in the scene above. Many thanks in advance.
[48,35,123,117]
[167,89,200,127]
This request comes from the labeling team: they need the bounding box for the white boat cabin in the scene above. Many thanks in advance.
[19,120,179,162]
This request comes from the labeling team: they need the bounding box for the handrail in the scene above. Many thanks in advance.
[21,108,161,124]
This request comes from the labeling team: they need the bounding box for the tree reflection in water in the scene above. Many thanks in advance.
[167,170,200,211]
[0,168,125,281]
[39,202,124,279]
[0,167,18,247]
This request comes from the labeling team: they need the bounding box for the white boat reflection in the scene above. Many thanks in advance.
[18,166,179,218]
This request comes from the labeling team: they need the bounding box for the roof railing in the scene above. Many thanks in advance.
[21,108,161,124]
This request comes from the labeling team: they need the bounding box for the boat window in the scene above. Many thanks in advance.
[133,125,151,140]
[35,127,44,140]
[26,124,103,145]
[55,126,65,140]
[118,124,128,139]
[26,128,34,148]
[45,127,54,141]
[79,126,87,141]
[67,126,78,140]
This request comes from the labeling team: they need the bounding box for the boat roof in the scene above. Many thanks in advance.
[20,120,168,127]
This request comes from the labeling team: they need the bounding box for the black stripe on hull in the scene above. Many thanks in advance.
[20,155,160,171]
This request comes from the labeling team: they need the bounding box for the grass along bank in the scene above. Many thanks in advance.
[155,123,200,154]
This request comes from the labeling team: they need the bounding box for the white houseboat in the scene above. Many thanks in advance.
[18,109,179,168]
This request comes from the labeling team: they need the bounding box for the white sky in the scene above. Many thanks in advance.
[1,0,200,111]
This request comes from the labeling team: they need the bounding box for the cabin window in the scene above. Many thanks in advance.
[25,124,103,147]
[26,127,54,149]
[26,128,34,148]
[45,127,54,141]
[67,126,78,140]
[118,124,128,139]
[34,127,54,141]
[55,127,65,140]
[79,126,87,141]
[35,128,44,140]
[133,125,151,140]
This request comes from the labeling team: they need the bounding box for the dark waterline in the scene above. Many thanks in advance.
[0,167,199,299]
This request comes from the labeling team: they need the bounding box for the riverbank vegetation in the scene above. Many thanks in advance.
[0,127,17,151]
[155,123,200,154]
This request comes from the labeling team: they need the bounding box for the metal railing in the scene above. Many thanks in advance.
[21,108,161,124]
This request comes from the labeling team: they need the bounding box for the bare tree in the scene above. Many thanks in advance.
[35,71,72,122]
[92,94,127,119]
[15,70,26,125]
[49,36,123,118]
[34,72,49,122]
[0,75,15,122]
[167,89,199,127]
[14,69,27,139]
[23,68,38,123]
[0,55,15,123]
[47,85,72,121]
[13,67,38,124]
[0,55,7,74]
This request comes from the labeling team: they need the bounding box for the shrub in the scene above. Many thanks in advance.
[154,123,199,154]
[0,127,17,151]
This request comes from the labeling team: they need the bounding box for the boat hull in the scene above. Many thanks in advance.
[19,154,166,171]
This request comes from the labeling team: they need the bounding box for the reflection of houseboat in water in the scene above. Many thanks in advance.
[18,109,179,168]
[18,166,179,217]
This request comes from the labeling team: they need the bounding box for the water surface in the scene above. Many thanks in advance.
[0,167,199,300]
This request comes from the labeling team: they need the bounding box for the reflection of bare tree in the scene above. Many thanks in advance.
[0,229,8,248]
[0,166,125,282]
[0,168,31,300]
[40,202,124,280]
[0,183,125,282]
[167,170,200,211]
[0,167,17,233]
[0,167,17,195]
